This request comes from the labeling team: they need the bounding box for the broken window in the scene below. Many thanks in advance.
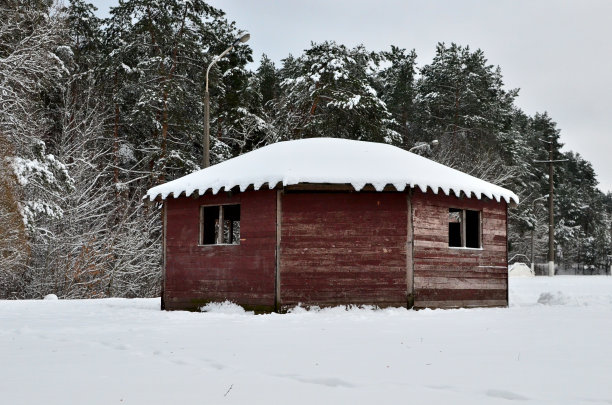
[448,208,481,248]
[200,204,240,245]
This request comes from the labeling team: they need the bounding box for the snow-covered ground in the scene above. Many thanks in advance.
[1,276,611,405]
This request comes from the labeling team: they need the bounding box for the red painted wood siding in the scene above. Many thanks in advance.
[411,190,508,308]
[279,192,408,308]
[163,190,277,311]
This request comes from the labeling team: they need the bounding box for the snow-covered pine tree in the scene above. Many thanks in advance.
[555,152,611,272]
[273,41,398,143]
[97,0,258,296]
[376,46,419,149]
[503,110,549,262]
[257,54,279,111]
[105,0,253,180]
[417,43,518,185]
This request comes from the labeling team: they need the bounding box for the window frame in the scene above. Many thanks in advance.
[198,203,241,246]
[448,208,482,250]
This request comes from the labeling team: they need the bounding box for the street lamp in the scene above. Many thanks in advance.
[530,194,549,274]
[409,139,439,153]
[203,33,250,168]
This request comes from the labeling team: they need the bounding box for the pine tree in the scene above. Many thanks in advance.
[257,54,279,109]
[274,41,397,143]
[417,43,518,185]
[377,46,419,149]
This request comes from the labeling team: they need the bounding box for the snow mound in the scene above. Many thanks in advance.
[43,294,58,300]
[200,301,252,314]
[537,291,571,306]
[146,138,518,204]
[510,276,612,307]
[509,262,534,277]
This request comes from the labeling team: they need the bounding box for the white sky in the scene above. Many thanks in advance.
[91,0,612,193]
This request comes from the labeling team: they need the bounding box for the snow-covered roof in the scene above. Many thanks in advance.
[145,138,519,204]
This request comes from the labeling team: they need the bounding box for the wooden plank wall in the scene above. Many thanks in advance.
[279,192,408,308]
[164,190,277,311]
[411,190,508,308]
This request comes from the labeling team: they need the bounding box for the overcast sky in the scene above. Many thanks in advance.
[91,0,612,193]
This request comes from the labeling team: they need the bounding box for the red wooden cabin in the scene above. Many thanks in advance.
[146,138,518,311]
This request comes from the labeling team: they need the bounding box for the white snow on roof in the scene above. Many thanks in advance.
[145,138,519,204]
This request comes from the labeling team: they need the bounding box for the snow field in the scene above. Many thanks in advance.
[1,276,611,404]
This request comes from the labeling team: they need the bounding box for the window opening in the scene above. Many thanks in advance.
[448,208,480,248]
[448,208,462,247]
[200,204,240,245]
[222,204,241,244]
[465,210,480,248]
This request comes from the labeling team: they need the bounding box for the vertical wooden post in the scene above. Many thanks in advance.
[406,190,414,308]
[275,189,283,311]
[217,205,224,244]
[161,201,167,310]
[479,210,483,248]
[461,209,467,247]
[505,203,509,307]
[198,206,203,245]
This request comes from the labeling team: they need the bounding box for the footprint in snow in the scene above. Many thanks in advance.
[427,385,456,391]
[275,373,354,388]
[486,389,529,401]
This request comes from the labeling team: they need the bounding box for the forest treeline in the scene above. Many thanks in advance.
[1,0,611,298]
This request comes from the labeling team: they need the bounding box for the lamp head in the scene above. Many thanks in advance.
[233,33,250,46]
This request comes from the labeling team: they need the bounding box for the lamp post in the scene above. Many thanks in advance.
[530,194,549,274]
[409,139,439,153]
[203,33,250,168]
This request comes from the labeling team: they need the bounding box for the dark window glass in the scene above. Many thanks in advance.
[465,210,480,248]
[202,206,219,245]
[222,205,240,244]
[448,208,481,248]
[200,204,240,245]
[448,208,462,247]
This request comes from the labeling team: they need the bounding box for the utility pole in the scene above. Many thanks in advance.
[535,136,568,277]
[530,194,548,274]
[548,139,555,277]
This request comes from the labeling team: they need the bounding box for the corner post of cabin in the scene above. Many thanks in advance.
[275,188,283,312]
[161,200,167,310]
[406,188,414,308]
[505,202,509,307]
